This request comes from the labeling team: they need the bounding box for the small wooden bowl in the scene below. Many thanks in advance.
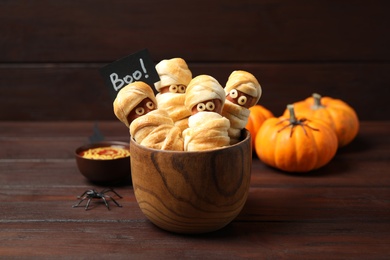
[130,130,252,234]
[75,141,131,184]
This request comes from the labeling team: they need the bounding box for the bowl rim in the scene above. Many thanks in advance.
[75,141,130,161]
[130,129,251,154]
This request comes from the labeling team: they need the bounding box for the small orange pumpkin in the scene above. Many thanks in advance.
[255,104,338,173]
[283,93,359,147]
[245,105,274,150]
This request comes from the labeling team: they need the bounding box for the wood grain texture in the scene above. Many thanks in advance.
[0,1,389,121]
[0,121,389,258]
[0,0,389,62]
[129,130,252,234]
[0,63,389,120]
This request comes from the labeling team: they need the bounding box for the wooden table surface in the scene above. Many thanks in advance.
[0,121,389,259]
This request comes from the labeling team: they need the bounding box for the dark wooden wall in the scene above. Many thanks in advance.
[1,0,389,121]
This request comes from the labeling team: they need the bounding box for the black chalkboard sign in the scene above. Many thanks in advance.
[100,49,160,99]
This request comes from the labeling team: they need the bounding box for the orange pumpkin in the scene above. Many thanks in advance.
[255,104,338,173]
[283,93,359,147]
[245,105,274,150]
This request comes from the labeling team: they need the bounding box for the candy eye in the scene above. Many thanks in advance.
[135,107,145,116]
[196,103,206,111]
[238,96,247,106]
[178,85,186,93]
[229,89,238,98]
[169,85,178,93]
[146,101,155,110]
[206,101,215,111]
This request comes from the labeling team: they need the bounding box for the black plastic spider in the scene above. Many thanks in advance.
[276,117,319,137]
[72,188,122,210]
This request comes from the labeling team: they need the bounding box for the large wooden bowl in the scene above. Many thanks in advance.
[129,130,252,234]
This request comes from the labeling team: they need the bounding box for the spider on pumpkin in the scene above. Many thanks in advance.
[72,188,122,210]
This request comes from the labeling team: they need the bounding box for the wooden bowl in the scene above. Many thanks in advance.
[75,141,131,184]
[130,130,252,234]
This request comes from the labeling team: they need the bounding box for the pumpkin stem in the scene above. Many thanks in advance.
[277,104,319,137]
[287,104,297,123]
[311,93,324,109]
